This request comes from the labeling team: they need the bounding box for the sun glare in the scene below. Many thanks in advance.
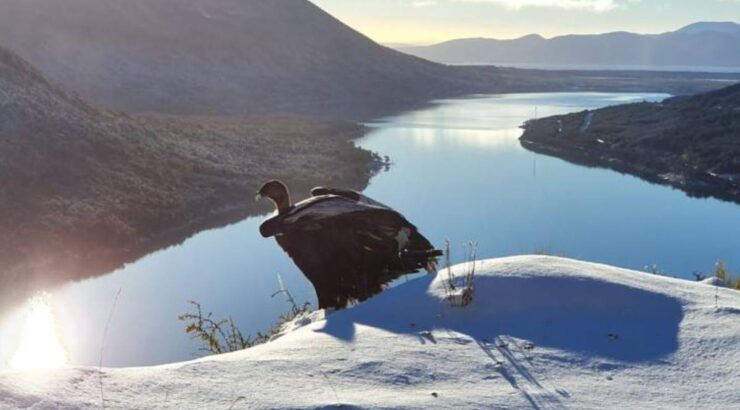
[8,293,69,372]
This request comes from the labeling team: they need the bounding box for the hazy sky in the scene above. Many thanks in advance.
[310,0,740,45]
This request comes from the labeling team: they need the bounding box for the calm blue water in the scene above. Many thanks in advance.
[2,92,739,369]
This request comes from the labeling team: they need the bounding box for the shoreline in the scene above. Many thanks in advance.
[519,118,740,206]
[0,118,382,315]
[0,171,381,315]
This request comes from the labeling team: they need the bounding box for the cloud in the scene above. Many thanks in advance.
[451,0,625,12]
[412,0,438,6]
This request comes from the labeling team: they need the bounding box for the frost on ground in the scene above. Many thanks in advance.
[1,256,739,409]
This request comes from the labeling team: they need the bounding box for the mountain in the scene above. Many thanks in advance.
[0,46,375,308]
[0,0,502,119]
[520,84,740,203]
[0,2,735,118]
[400,22,740,70]
[677,21,740,35]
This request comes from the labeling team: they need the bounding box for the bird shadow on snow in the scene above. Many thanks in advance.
[316,273,684,363]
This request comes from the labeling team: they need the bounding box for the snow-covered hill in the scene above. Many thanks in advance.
[1,256,738,409]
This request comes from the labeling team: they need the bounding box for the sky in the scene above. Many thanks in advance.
[309,0,740,45]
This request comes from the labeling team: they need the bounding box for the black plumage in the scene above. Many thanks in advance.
[257,180,442,309]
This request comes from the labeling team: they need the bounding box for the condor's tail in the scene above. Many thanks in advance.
[401,230,443,274]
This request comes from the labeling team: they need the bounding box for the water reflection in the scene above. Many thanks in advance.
[409,127,523,150]
[7,293,69,372]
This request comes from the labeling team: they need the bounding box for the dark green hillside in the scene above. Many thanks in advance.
[0,47,375,308]
[520,84,740,202]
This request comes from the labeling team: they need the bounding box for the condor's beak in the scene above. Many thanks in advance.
[255,192,262,201]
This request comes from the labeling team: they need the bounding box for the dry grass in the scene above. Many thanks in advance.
[179,275,312,355]
[178,301,260,354]
[442,240,478,308]
[715,260,740,291]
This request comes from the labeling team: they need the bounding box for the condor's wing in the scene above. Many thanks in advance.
[268,196,440,308]
[310,186,390,209]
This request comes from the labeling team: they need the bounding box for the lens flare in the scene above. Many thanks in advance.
[8,293,69,371]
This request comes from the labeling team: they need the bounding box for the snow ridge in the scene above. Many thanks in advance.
[1,256,738,409]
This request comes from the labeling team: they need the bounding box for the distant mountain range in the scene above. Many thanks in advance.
[400,22,740,71]
[0,0,506,119]
[0,2,736,119]
[521,83,740,203]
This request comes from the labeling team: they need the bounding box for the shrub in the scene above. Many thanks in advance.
[692,272,708,281]
[178,301,263,354]
[442,240,477,308]
[715,260,728,283]
[644,264,664,276]
[179,275,311,355]
[714,260,740,290]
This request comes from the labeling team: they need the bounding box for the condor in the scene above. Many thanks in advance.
[257,180,441,309]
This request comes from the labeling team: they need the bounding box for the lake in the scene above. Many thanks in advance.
[2,92,740,369]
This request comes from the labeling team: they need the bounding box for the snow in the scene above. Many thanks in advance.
[1,256,739,409]
[701,277,728,288]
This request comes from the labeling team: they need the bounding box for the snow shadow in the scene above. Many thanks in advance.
[316,273,684,363]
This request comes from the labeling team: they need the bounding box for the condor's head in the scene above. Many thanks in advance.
[256,180,291,214]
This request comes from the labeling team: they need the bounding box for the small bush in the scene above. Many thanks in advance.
[179,275,311,355]
[442,240,477,308]
[715,260,728,283]
[271,274,312,330]
[644,264,664,276]
[641,260,739,292]
[692,272,708,282]
[715,260,740,290]
[178,301,264,354]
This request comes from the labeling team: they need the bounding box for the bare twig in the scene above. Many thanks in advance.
[319,369,341,405]
[227,396,246,410]
[442,240,478,307]
[99,288,122,409]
